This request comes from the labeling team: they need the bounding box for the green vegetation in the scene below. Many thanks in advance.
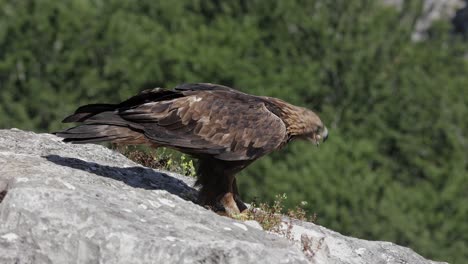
[243,193,314,231]
[0,1,467,262]
[242,194,317,261]
[116,146,196,177]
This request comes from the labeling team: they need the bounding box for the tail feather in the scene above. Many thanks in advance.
[62,104,116,123]
[57,88,180,146]
[57,110,149,145]
[56,124,150,145]
[62,88,182,123]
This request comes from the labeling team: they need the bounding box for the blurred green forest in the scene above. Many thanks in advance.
[1,0,467,262]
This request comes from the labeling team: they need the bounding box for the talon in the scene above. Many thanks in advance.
[220,192,240,216]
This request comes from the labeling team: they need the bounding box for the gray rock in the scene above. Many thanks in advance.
[0,129,447,264]
[453,1,468,35]
[382,0,465,41]
[276,220,447,264]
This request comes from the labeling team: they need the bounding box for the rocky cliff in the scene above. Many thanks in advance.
[383,0,466,41]
[0,129,447,264]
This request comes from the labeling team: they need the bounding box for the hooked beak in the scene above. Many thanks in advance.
[312,126,329,146]
[322,126,329,142]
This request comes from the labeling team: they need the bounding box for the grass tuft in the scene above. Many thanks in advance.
[115,145,196,177]
[242,194,319,260]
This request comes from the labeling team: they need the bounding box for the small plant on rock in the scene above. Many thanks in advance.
[115,145,196,177]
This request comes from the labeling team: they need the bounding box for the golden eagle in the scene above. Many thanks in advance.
[57,83,328,215]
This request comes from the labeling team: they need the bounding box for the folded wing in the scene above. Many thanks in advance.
[57,84,288,161]
[120,89,287,161]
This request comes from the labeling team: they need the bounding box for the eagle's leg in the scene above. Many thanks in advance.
[214,173,241,216]
[219,192,240,216]
[232,178,248,213]
[196,159,246,216]
[198,179,242,216]
[197,176,240,215]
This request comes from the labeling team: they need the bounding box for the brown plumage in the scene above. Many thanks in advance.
[57,83,328,215]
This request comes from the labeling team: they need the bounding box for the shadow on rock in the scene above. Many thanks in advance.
[44,155,199,203]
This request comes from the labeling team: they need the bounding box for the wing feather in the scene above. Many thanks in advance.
[120,90,287,161]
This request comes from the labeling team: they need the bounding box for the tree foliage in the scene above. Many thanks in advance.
[0,1,467,262]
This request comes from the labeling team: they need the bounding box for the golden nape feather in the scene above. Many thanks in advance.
[56,83,328,215]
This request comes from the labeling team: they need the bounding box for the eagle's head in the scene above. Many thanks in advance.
[306,125,328,146]
[279,105,329,145]
[261,96,328,146]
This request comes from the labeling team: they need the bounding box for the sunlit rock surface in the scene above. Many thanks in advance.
[0,129,447,264]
